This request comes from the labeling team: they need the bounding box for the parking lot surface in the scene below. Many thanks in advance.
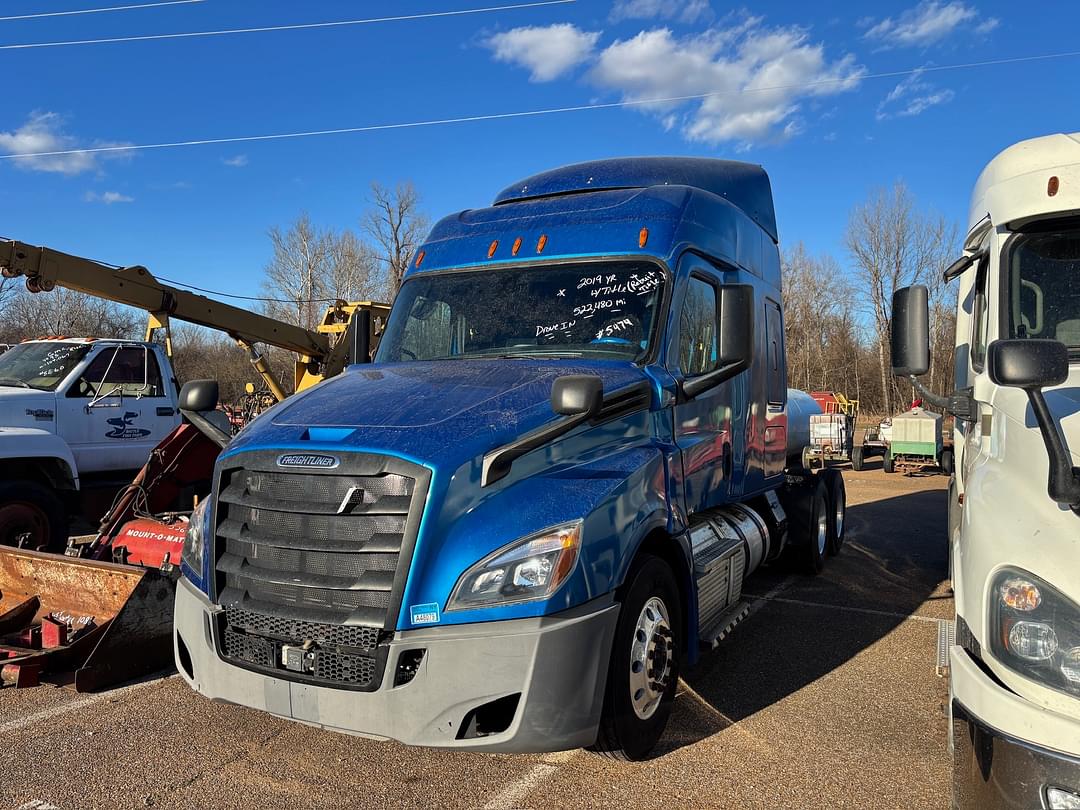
[0,467,950,810]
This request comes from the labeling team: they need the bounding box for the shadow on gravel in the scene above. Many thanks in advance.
[654,486,948,758]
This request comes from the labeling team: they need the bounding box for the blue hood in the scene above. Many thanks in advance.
[227,358,648,471]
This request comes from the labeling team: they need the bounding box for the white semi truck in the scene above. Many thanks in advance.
[892,132,1080,808]
[0,338,181,549]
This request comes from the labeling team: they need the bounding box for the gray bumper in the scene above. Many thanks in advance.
[952,699,1080,809]
[174,576,619,752]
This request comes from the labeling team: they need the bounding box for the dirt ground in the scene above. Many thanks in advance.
[0,465,951,810]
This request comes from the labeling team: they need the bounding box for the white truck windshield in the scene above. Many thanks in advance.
[1008,222,1080,351]
[0,342,90,391]
[377,261,666,363]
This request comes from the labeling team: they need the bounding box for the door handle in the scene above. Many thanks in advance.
[157,407,175,417]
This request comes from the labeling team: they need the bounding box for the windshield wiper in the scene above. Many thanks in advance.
[0,378,31,389]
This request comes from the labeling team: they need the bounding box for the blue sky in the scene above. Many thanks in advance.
[2,0,1077,297]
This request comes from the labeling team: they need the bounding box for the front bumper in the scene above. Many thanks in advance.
[174,576,619,752]
[950,645,1080,808]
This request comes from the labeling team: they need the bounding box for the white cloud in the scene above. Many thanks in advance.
[84,190,134,204]
[485,23,600,82]
[876,69,955,119]
[610,0,712,24]
[589,22,864,146]
[863,2,998,48]
[0,111,132,175]
[222,154,249,167]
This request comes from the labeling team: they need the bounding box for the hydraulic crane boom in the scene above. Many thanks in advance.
[0,239,389,398]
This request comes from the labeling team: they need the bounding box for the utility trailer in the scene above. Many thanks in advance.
[881,406,953,475]
[174,157,847,760]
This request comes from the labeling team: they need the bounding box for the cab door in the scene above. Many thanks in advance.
[669,263,745,517]
[60,345,177,473]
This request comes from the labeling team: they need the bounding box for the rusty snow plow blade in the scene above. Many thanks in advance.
[0,548,176,691]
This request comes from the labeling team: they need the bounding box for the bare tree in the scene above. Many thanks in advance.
[0,287,140,342]
[844,183,957,414]
[362,181,429,297]
[329,228,389,303]
[261,213,333,331]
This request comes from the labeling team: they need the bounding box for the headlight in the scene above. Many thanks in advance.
[181,498,212,588]
[447,521,582,610]
[990,568,1080,696]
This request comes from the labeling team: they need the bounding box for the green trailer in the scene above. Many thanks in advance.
[883,407,953,475]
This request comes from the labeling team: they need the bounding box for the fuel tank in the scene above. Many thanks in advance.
[785,389,822,464]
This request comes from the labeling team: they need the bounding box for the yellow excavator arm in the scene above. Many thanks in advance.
[0,239,389,399]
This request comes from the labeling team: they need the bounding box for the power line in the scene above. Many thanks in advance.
[3,48,1078,162]
[0,0,203,22]
[0,0,575,50]
[156,277,347,303]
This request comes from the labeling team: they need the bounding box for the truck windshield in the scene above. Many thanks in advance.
[1007,222,1080,353]
[377,261,666,363]
[0,342,91,391]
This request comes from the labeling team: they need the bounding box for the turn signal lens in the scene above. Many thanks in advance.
[1000,577,1042,611]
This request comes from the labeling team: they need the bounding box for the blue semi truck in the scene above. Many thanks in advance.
[173,158,846,759]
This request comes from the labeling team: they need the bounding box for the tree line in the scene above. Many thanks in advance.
[0,179,957,416]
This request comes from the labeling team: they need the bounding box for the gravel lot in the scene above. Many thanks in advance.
[0,467,950,810]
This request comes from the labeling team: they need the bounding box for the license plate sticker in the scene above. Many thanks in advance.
[410,603,440,625]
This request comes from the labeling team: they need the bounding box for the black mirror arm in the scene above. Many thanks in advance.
[907,376,977,422]
[1024,388,1080,509]
[681,360,749,400]
[181,408,231,448]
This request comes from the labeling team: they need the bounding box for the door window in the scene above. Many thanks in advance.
[71,347,165,398]
[678,276,719,376]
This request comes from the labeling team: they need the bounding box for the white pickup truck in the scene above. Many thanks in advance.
[0,338,180,550]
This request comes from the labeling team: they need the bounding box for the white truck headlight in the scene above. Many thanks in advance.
[447,521,582,610]
[990,568,1080,697]
[181,499,212,581]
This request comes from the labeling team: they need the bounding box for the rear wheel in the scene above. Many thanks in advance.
[785,478,829,575]
[591,554,681,761]
[939,448,954,476]
[883,451,896,474]
[820,468,846,555]
[0,481,67,552]
[850,445,865,471]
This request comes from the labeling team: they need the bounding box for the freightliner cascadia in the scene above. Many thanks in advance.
[174,158,845,759]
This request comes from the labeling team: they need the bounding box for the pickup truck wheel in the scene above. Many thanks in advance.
[820,469,846,555]
[590,554,681,761]
[0,481,67,552]
[850,446,865,471]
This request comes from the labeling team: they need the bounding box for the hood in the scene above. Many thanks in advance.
[0,387,57,432]
[229,358,649,470]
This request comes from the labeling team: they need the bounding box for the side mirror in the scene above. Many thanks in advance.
[349,309,373,365]
[551,374,603,417]
[988,339,1069,390]
[682,284,754,399]
[179,379,219,413]
[988,339,1079,508]
[891,285,930,377]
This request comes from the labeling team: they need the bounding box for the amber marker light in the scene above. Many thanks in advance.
[512,236,522,256]
[1000,577,1042,612]
[415,250,425,268]
[536,234,548,254]
[1049,176,1060,197]
[639,227,649,248]
[488,240,499,258]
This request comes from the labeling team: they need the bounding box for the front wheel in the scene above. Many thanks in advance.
[0,480,68,552]
[590,554,681,761]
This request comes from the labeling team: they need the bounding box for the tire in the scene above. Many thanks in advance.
[940,448,954,476]
[820,468,846,556]
[883,451,895,474]
[801,446,814,471]
[590,554,681,761]
[850,445,865,472]
[785,478,829,575]
[0,480,68,552]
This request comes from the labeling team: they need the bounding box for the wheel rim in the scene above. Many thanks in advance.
[816,501,828,556]
[629,596,673,720]
[0,502,50,549]
[834,489,845,540]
